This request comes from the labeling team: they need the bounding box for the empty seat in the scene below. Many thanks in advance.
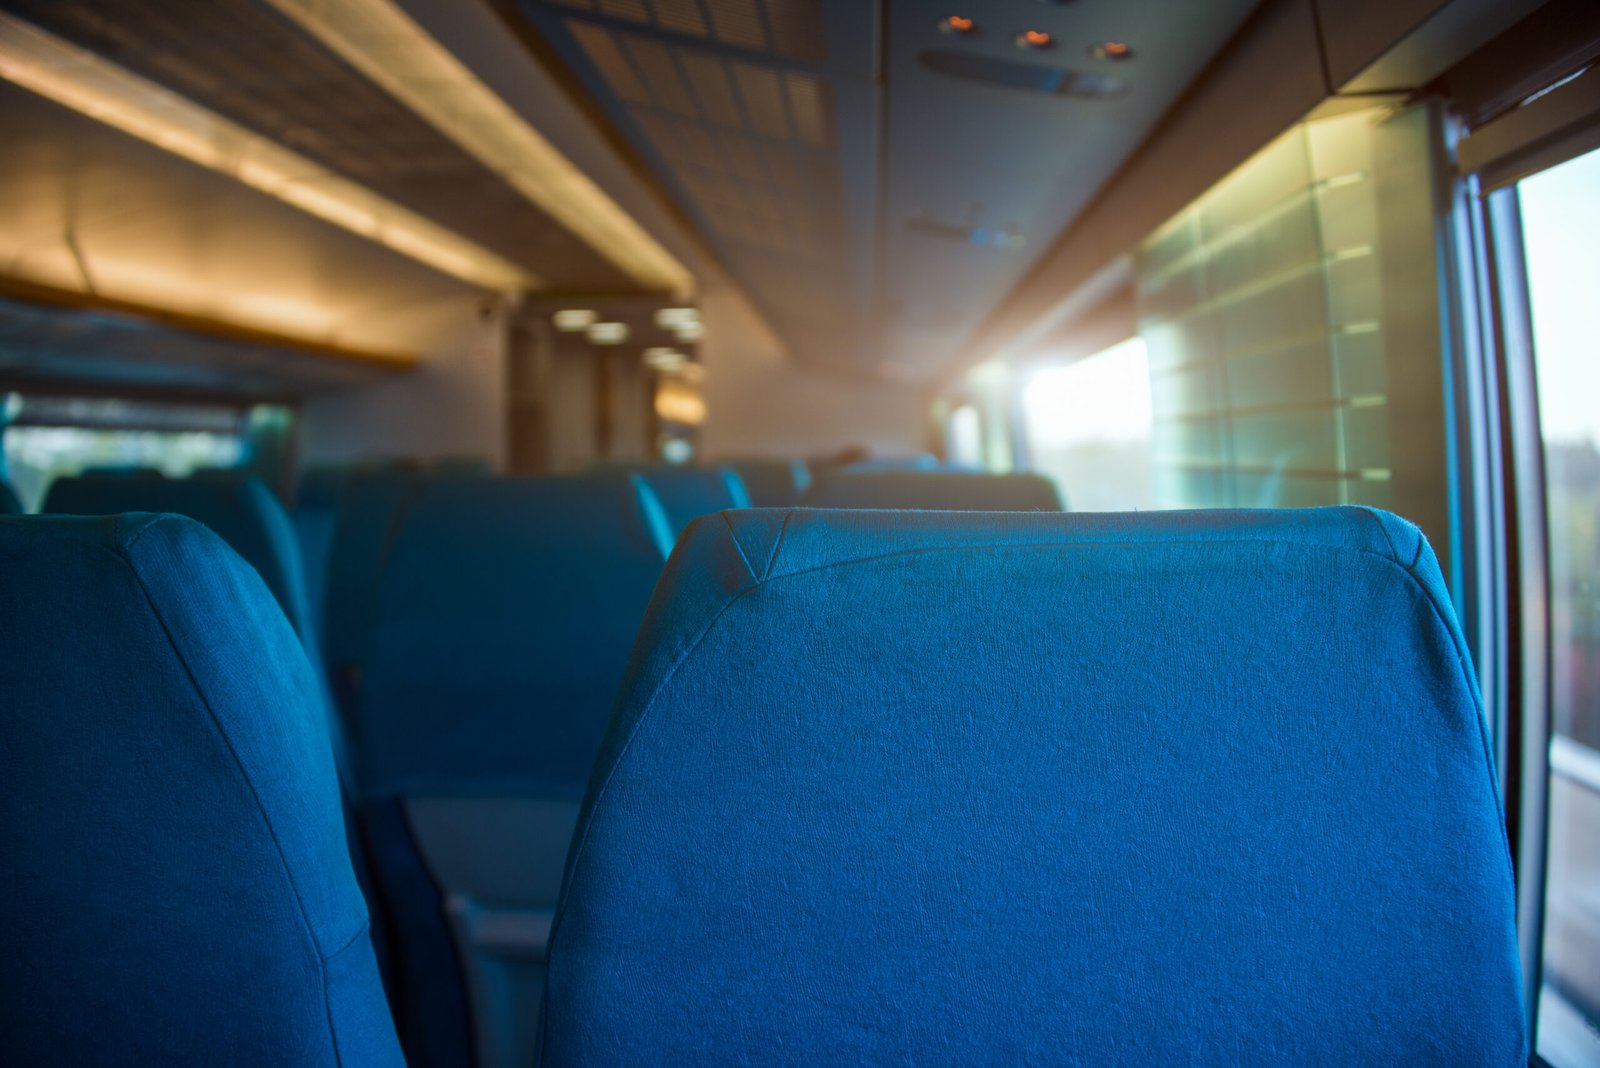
[44,473,319,654]
[0,514,401,1065]
[725,458,812,507]
[540,507,1525,1064]
[358,474,673,1068]
[802,469,1062,510]
[0,480,20,515]
[320,469,423,717]
[635,465,751,539]
[292,465,348,628]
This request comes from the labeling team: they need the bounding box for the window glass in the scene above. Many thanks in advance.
[1021,337,1153,510]
[1,394,247,512]
[1133,104,1445,535]
[1518,144,1600,1064]
[946,404,984,469]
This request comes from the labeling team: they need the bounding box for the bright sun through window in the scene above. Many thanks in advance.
[1021,337,1154,511]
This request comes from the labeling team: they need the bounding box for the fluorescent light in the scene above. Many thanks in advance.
[654,307,699,329]
[553,308,599,331]
[262,0,695,297]
[643,346,687,372]
[673,321,705,343]
[587,321,629,345]
[0,12,537,294]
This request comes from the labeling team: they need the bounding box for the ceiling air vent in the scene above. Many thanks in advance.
[919,50,1127,98]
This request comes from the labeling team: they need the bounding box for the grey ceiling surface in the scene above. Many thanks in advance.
[516,0,1263,380]
[0,0,639,292]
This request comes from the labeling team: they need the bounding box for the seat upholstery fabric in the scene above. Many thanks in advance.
[44,473,318,651]
[635,465,751,539]
[0,514,401,1066]
[360,473,673,798]
[358,473,673,1068]
[0,479,20,515]
[725,459,812,507]
[802,470,1062,511]
[541,507,1525,1065]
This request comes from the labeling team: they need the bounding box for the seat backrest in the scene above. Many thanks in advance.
[802,469,1063,511]
[0,514,401,1065]
[725,458,812,507]
[0,479,20,515]
[320,469,422,698]
[358,474,673,1068]
[291,465,349,629]
[635,465,751,538]
[541,507,1525,1065]
[44,473,316,650]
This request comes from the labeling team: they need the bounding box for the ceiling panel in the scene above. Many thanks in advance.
[516,0,881,376]
[0,82,479,367]
[0,0,641,292]
[515,0,1267,382]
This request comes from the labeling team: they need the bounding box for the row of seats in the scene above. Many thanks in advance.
[0,464,1526,1063]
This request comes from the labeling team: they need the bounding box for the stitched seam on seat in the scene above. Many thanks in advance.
[720,511,759,584]
[762,508,795,581]
[1354,505,1404,565]
[757,532,1417,585]
[579,537,1515,912]
[552,581,763,931]
[114,519,340,1062]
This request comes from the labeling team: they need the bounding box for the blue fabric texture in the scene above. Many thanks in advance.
[541,507,1525,1065]
[0,480,20,515]
[359,474,673,800]
[802,470,1063,511]
[635,465,751,539]
[44,473,319,652]
[320,470,422,695]
[293,466,351,631]
[725,459,811,507]
[0,514,401,1065]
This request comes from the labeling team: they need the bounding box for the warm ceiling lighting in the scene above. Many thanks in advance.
[653,307,699,329]
[0,13,537,294]
[1016,29,1054,49]
[939,15,977,35]
[1092,41,1134,60]
[587,321,630,345]
[655,380,706,426]
[553,308,599,331]
[642,347,688,372]
[261,0,694,297]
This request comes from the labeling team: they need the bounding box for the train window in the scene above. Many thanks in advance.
[1516,144,1600,1065]
[1,394,250,511]
[946,403,984,469]
[1020,337,1153,510]
[1134,105,1447,536]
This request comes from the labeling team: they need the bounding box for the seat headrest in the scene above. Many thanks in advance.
[541,506,1523,1064]
[0,514,400,1064]
[634,466,751,537]
[724,459,812,507]
[43,474,313,646]
[358,474,673,799]
[802,470,1063,511]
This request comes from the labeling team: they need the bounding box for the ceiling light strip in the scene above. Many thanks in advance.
[263,0,696,297]
[0,12,539,294]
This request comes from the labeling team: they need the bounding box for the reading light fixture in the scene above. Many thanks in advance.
[0,12,537,293]
[587,321,630,345]
[260,0,694,297]
[553,309,600,331]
